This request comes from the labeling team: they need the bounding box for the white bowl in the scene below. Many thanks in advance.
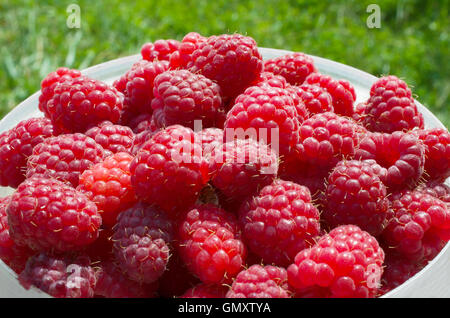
[0,47,448,297]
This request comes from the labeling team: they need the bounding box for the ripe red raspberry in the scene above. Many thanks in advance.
[287,225,385,298]
[141,39,181,62]
[38,67,82,116]
[181,283,228,298]
[26,133,105,187]
[94,261,158,298]
[178,204,246,284]
[352,102,367,123]
[264,52,317,86]
[239,179,321,266]
[362,75,424,133]
[223,85,301,158]
[151,70,225,129]
[304,73,356,117]
[77,152,136,227]
[197,128,223,157]
[0,196,34,273]
[0,117,55,188]
[7,177,101,252]
[113,60,170,116]
[252,71,288,89]
[188,33,263,100]
[324,160,389,236]
[295,112,361,170]
[379,253,425,295]
[19,253,96,298]
[46,76,124,133]
[130,125,209,216]
[112,202,173,284]
[295,83,334,115]
[85,122,135,157]
[285,85,311,123]
[226,264,290,298]
[382,190,449,261]
[355,131,425,190]
[416,181,450,204]
[208,138,278,202]
[412,128,450,182]
[172,32,207,69]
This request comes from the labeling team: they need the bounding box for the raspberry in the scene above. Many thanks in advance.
[382,190,449,260]
[7,177,101,252]
[178,204,246,284]
[141,39,181,62]
[188,33,263,100]
[352,102,367,123]
[26,133,105,187]
[130,125,209,216]
[295,83,334,115]
[355,131,425,190]
[173,32,207,69]
[94,261,158,298]
[0,196,34,273]
[0,117,55,188]
[19,253,96,298]
[379,253,425,295]
[239,179,321,266]
[208,138,278,202]
[304,73,356,117]
[46,76,124,133]
[285,85,310,123]
[223,85,301,158]
[151,70,225,129]
[197,128,223,157]
[252,71,288,89]
[112,202,173,283]
[412,128,450,182]
[226,264,290,298]
[113,60,170,116]
[77,152,136,227]
[324,160,389,236]
[287,225,385,298]
[181,283,228,298]
[38,67,82,116]
[85,122,135,157]
[295,112,361,171]
[362,75,424,133]
[264,52,317,86]
[416,181,450,204]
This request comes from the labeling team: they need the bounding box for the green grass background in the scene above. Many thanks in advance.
[0,0,448,126]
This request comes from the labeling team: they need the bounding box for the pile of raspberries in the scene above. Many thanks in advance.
[0,32,449,298]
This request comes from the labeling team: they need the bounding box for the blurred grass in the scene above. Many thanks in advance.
[0,0,448,126]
